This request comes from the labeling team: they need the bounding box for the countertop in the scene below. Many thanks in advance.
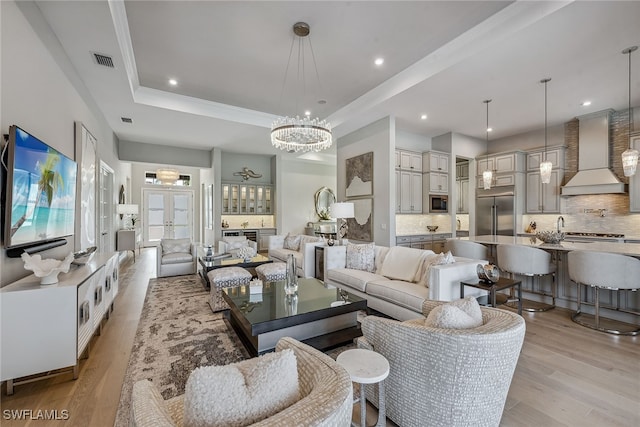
[221,227,276,231]
[462,235,640,257]
[397,232,452,238]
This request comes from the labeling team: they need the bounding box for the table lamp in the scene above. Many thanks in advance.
[330,202,355,245]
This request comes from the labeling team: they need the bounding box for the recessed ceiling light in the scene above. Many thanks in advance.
[304,110,311,116]
[168,79,177,86]
[581,100,591,106]
[374,57,384,66]
[487,127,493,132]
[420,114,428,120]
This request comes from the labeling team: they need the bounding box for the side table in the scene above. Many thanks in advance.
[460,277,522,315]
[336,348,389,427]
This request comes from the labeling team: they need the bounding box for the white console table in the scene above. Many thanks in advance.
[117,229,140,261]
[0,252,119,395]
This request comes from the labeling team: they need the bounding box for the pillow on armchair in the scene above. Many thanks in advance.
[161,238,191,255]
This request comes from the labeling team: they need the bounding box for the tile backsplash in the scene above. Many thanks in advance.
[221,215,275,229]
[396,214,469,235]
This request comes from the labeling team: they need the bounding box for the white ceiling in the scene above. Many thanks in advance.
[35,1,640,159]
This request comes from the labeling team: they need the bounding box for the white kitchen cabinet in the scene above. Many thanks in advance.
[425,151,450,173]
[222,183,272,214]
[1,253,118,394]
[398,150,422,172]
[395,170,401,212]
[427,172,448,194]
[476,151,526,187]
[456,162,469,179]
[526,170,562,213]
[629,134,640,212]
[527,146,565,171]
[457,179,470,213]
[399,171,422,213]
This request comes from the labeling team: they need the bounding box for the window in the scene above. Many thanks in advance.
[145,172,191,186]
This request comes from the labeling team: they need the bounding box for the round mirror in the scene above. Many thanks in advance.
[314,187,336,220]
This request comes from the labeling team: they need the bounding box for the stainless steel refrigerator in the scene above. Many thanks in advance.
[476,186,516,236]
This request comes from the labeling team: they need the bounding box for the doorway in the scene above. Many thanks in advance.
[142,189,194,246]
[99,162,115,253]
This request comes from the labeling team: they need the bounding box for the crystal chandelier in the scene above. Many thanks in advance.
[482,100,493,190]
[156,168,180,184]
[621,46,638,177]
[540,78,553,184]
[271,22,332,152]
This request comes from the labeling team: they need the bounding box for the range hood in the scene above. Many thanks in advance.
[561,110,626,195]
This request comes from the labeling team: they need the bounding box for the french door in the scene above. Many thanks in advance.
[142,189,194,246]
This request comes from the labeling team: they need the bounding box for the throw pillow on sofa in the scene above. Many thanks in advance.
[346,242,375,272]
[183,349,300,427]
[424,296,483,329]
[283,234,302,251]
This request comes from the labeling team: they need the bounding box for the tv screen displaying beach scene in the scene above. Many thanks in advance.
[5,126,77,248]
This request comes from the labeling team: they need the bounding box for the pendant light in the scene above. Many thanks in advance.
[482,99,493,190]
[539,78,553,184]
[621,46,638,177]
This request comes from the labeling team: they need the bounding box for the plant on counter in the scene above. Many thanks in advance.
[317,207,331,221]
[241,221,249,229]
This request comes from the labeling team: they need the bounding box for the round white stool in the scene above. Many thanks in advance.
[337,349,389,427]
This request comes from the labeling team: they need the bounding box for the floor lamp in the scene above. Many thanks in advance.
[330,202,355,246]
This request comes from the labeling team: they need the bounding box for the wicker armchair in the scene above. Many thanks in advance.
[357,300,525,427]
[130,337,353,427]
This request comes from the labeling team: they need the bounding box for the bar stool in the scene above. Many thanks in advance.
[445,239,491,261]
[255,262,286,282]
[208,267,252,312]
[496,244,556,312]
[568,251,640,335]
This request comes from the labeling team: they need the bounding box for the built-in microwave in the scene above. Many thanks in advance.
[429,195,448,213]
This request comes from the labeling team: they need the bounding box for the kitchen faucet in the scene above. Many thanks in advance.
[557,216,565,233]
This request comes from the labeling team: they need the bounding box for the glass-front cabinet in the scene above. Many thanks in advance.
[222,182,273,215]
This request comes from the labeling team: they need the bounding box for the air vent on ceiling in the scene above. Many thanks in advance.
[121,117,133,124]
[93,53,114,68]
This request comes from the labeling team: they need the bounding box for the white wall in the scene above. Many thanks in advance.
[396,130,431,152]
[337,117,395,246]
[275,157,337,235]
[1,1,127,286]
[489,123,564,153]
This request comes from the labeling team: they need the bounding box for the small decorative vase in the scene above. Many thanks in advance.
[285,254,298,295]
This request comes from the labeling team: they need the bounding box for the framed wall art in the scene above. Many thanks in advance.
[346,198,373,242]
[345,152,373,198]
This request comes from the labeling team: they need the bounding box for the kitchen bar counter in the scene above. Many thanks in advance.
[462,235,640,257]
[459,235,640,325]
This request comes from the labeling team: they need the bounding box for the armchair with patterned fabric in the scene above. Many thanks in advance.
[356,300,525,427]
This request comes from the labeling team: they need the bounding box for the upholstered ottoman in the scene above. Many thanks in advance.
[256,262,287,282]
[208,267,252,312]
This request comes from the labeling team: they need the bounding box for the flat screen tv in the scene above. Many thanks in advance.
[2,125,77,249]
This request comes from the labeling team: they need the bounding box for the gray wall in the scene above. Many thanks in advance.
[119,140,212,168]
[220,152,273,184]
[1,1,127,286]
[337,117,395,247]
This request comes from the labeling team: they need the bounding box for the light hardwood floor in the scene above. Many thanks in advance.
[1,248,638,426]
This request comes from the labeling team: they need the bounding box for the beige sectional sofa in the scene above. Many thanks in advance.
[323,245,486,321]
[268,234,324,278]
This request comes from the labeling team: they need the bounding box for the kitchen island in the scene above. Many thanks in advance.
[457,235,640,325]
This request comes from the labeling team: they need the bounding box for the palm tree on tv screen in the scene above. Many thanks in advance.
[10,151,64,237]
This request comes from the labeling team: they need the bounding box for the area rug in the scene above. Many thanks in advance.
[114,275,250,426]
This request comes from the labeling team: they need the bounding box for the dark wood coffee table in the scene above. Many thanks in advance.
[199,254,272,290]
[223,278,367,356]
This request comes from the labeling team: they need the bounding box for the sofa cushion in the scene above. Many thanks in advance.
[327,268,386,292]
[162,252,194,264]
[283,234,302,251]
[366,279,430,313]
[161,238,191,254]
[346,242,375,272]
[379,246,430,282]
[183,349,300,427]
[374,246,390,274]
[424,297,483,329]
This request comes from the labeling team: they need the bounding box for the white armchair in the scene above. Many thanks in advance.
[218,236,258,256]
[356,300,525,427]
[156,238,197,278]
[267,234,323,278]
